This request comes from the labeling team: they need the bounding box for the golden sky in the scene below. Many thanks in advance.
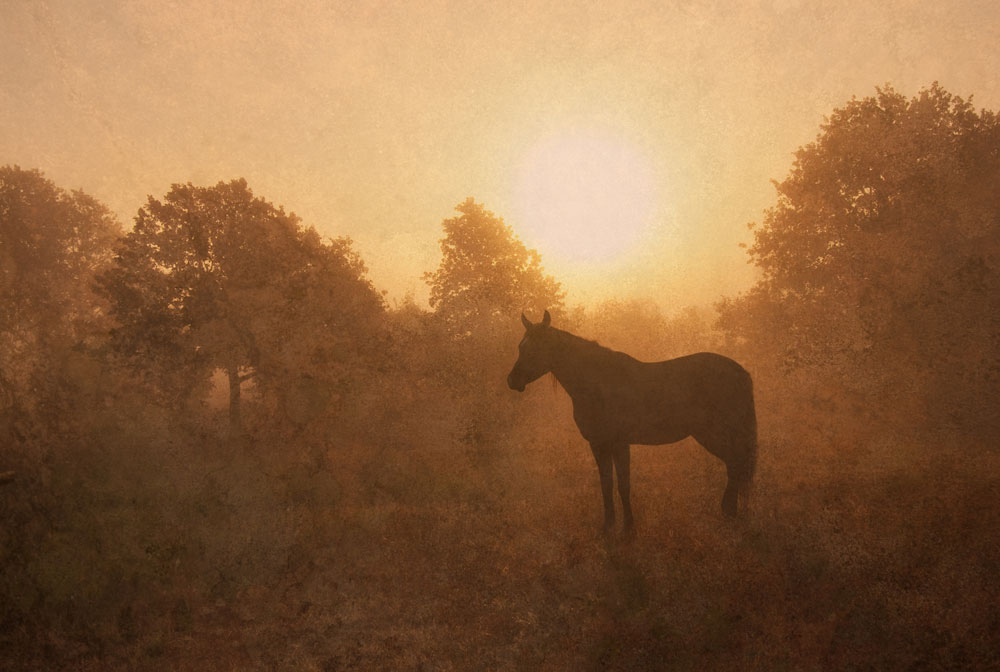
[3,0,999,309]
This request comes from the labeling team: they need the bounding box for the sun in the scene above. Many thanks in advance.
[512,130,658,264]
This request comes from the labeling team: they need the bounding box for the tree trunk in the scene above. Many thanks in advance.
[228,366,242,435]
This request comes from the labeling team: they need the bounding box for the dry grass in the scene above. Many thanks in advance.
[2,389,998,671]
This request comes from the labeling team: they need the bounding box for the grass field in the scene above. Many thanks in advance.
[4,386,996,671]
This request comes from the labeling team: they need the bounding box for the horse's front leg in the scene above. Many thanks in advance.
[612,444,634,534]
[590,442,615,532]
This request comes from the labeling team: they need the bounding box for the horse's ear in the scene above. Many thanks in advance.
[541,310,551,327]
[521,313,532,330]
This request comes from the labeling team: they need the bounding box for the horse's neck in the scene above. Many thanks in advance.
[550,331,610,398]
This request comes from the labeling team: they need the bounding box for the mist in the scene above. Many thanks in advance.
[3,4,1000,666]
[2,83,998,669]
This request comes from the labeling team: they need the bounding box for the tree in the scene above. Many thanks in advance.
[98,179,385,433]
[425,198,564,339]
[424,198,565,444]
[0,166,121,440]
[717,84,1000,431]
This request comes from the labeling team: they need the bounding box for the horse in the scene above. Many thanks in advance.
[507,310,757,532]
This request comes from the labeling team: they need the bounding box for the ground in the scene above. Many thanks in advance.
[8,415,994,671]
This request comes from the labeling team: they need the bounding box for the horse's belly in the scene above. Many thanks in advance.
[574,406,689,446]
[629,427,690,446]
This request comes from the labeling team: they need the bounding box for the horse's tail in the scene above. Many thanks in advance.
[736,372,758,513]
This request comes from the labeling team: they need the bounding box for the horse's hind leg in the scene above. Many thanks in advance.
[721,462,740,518]
[693,430,739,518]
[590,443,615,532]
[611,444,634,533]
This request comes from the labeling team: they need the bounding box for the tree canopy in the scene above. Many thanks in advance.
[425,198,565,341]
[717,84,1000,429]
[98,179,385,430]
[0,166,121,433]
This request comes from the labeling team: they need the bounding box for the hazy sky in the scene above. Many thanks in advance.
[3,0,999,310]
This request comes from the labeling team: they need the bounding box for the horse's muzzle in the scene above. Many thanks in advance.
[507,373,525,392]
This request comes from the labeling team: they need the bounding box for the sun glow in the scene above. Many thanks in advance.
[512,130,658,264]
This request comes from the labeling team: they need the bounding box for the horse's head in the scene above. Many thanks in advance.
[507,310,556,392]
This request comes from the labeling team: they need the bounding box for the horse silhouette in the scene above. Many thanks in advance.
[507,310,757,531]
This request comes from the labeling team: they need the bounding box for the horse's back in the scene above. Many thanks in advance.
[644,352,752,403]
[581,351,754,446]
[654,352,756,442]
[652,351,748,376]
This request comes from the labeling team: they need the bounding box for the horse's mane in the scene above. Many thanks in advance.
[552,328,625,362]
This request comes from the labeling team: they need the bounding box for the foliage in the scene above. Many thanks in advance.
[0,167,122,663]
[97,179,385,430]
[424,198,565,445]
[0,165,121,439]
[425,198,565,341]
[717,84,1000,432]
